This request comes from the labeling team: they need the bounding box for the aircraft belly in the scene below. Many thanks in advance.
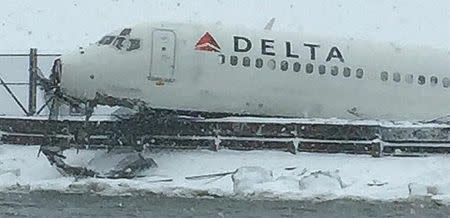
[142,77,349,119]
[141,72,449,121]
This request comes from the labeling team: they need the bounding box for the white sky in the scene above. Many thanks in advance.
[0,0,449,52]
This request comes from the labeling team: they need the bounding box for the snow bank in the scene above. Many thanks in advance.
[0,144,449,204]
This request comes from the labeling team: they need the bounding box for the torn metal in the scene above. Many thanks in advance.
[1,91,450,179]
[38,146,156,179]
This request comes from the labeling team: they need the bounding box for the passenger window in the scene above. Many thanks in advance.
[393,72,401,82]
[418,75,426,85]
[99,36,115,45]
[405,74,414,84]
[113,37,126,50]
[318,65,326,75]
[380,71,388,81]
[281,60,289,71]
[430,76,438,86]
[127,39,141,51]
[218,54,226,64]
[356,68,364,79]
[230,56,238,66]
[331,66,338,76]
[293,62,301,72]
[343,67,351,77]
[243,57,251,67]
[268,59,276,70]
[306,63,313,74]
[255,58,263,68]
[442,77,449,88]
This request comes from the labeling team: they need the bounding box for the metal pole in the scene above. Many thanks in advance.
[28,48,37,116]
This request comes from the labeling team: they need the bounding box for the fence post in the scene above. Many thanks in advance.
[28,48,37,116]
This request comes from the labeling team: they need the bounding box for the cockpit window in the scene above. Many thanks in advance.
[114,37,126,50]
[120,28,132,36]
[112,37,141,51]
[98,36,115,45]
[127,39,141,51]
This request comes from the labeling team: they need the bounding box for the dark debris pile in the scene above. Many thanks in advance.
[39,146,156,179]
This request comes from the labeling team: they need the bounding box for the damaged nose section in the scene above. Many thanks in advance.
[35,58,62,94]
[39,58,62,97]
[51,58,62,86]
[37,57,86,120]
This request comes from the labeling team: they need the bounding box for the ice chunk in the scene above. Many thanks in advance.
[299,170,347,193]
[231,166,273,194]
[408,183,441,196]
[69,181,111,193]
[111,107,138,120]
[270,176,300,191]
[0,168,21,177]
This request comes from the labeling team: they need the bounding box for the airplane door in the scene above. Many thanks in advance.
[149,29,176,81]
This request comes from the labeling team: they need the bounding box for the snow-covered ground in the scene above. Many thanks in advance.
[0,145,449,204]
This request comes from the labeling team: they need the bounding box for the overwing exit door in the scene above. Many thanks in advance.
[149,29,176,81]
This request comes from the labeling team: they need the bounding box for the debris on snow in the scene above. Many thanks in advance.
[367,180,388,187]
[1,146,449,203]
[6,183,31,192]
[40,146,156,179]
[185,171,236,180]
[104,153,157,179]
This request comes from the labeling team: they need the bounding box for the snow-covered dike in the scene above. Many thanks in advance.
[0,145,449,204]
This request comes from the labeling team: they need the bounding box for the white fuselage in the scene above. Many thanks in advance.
[60,22,450,121]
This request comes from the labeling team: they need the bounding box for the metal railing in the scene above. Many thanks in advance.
[0,53,61,57]
[0,48,61,116]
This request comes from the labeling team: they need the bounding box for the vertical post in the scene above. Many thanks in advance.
[28,48,37,116]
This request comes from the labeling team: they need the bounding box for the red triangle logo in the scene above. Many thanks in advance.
[195,32,221,52]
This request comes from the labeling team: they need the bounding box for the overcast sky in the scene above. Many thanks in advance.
[0,0,449,52]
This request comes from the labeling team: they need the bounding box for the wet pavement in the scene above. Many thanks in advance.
[0,191,449,218]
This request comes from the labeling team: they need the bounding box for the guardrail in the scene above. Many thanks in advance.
[0,48,61,116]
[0,53,61,57]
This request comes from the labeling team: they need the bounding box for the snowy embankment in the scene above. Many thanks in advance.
[0,144,449,204]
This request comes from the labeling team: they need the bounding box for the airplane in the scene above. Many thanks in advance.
[1,20,448,178]
[55,21,449,122]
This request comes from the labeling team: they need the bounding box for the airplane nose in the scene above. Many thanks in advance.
[58,49,100,101]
